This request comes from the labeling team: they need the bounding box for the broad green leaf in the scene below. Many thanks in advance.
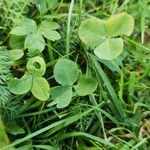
[78,18,106,48]
[24,32,45,53]
[42,30,61,41]
[9,35,25,49]
[74,76,98,96]
[10,17,37,36]
[94,38,123,60]
[106,12,134,37]
[8,73,32,95]
[54,58,80,86]
[31,77,50,101]
[39,20,60,32]
[51,86,72,108]
[27,56,46,76]
[7,49,24,61]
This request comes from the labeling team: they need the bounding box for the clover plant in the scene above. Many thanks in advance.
[8,56,50,101]
[49,58,98,108]
[78,12,134,60]
[10,17,61,54]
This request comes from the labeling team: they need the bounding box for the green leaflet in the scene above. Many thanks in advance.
[24,32,45,53]
[54,58,80,86]
[27,56,46,77]
[78,18,106,49]
[74,76,98,96]
[94,38,123,60]
[106,12,134,37]
[7,49,24,61]
[51,86,72,108]
[31,77,50,101]
[8,73,32,95]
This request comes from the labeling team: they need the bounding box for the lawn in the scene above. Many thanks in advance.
[0,0,150,149]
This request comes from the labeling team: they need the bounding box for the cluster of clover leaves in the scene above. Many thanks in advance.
[9,17,61,54]
[8,12,134,108]
[8,57,98,108]
[78,12,134,60]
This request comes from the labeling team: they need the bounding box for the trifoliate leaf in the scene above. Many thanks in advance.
[74,76,98,96]
[78,18,106,48]
[39,20,61,41]
[51,86,72,108]
[31,77,50,101]
[106,12,134,37]
[24,32,45,53]
[27,56,46,77]
[8,73,32,95]
[10,17,37,36]
[54,58,80,86]
[94,38,123,60]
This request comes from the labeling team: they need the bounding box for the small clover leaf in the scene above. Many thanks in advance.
[94,38,123,60]
[31,77,50,101]
[8,72,33,95]
[78,18,106,49]
[51,86,72,108]
[10,17,61,54]
[10,17,37,36]
[9,35,25,49]
[39,20,61,41]
[9,56,50,101]
[106,12,134,37]
[7,49,24,61]
[27,56,46,77]
[54,58,80,86]
[74,76,98,96]
[24,32,45,53]
[79,12,134,60]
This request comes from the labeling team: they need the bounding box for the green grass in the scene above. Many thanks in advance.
[0,0,150,149]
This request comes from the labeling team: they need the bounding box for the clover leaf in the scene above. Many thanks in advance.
[10,17,61,54]
[10,17,37,36]
[8,56,50,101]
[74,76,98,96]
[94,38,123,60]
[24,32,45,53]
[50,58,98,108]
[54,58,80,86]
[51,86,72,108]
[106,12,134,37]
[7,49,24,61]
[8,72,33,95]
[31,77,50,101]
[27,56,46,77]
[78,12,134,60]
[9,35,25,49]
[39,20,61,41]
